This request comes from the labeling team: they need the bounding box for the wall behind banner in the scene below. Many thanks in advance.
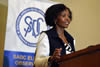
[0,4,7,67]
[0,0,100,67]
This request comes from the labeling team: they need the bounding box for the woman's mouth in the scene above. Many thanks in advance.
[65,21,70,25]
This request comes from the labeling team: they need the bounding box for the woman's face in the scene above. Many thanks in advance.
[55,9,71,28]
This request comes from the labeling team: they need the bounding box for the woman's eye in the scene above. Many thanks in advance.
[68,16,71,18]
[62,14,66,17]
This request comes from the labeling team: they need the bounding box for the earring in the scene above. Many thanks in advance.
[55,22,56,24]
[55,20,57,24]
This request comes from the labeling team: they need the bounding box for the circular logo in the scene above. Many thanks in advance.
[16,7,47,47]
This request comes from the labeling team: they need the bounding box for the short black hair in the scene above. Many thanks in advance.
[45,4,72,27]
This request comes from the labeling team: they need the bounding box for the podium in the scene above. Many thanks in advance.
[57,44,100,67]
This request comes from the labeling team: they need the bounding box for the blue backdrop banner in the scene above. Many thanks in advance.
[3,0,55,67]
[4,50,35,67]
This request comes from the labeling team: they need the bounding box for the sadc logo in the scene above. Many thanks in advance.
[16,7,47,47]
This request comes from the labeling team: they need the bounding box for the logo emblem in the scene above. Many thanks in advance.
[16,7,47,47]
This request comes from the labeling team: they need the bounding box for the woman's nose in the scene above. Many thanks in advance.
[66,16,71,22]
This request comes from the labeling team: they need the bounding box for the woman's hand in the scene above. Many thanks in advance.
[48,48,62,63]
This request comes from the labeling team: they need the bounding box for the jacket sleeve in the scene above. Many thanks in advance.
[34,32,50,67]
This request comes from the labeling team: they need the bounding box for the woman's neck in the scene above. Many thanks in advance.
[56,25,64,35]
[55,25,68,45]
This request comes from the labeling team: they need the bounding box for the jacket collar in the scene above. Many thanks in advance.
[49,27,73,40]
[49,27,58,38]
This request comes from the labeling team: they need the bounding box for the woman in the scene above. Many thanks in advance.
[34,4,75,67]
